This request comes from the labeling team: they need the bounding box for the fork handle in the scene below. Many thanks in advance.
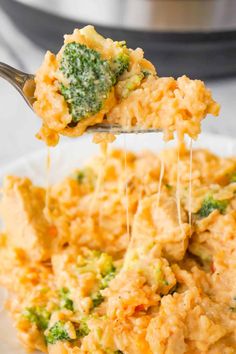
[0,62,35,107]
[0,62,33,92]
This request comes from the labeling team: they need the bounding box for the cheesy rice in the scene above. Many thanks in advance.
[0,146,236,353]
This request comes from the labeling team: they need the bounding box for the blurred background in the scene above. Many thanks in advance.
[1,0,236,166]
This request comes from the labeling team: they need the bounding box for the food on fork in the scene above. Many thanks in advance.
[1,147,236,353]
[33,25,220,146]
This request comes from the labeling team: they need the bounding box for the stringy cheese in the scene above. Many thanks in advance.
[188,139,193,226]
[157,156,165,207]
[123,136,130,239]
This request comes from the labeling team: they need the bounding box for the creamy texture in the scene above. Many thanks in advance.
[0,146,236,353]
[33,26,220,146]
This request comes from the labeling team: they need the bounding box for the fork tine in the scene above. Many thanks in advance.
[86,124,160,134]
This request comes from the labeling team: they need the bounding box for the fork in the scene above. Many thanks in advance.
[0,62,158,134]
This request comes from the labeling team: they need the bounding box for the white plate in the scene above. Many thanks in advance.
[0,132,236,353]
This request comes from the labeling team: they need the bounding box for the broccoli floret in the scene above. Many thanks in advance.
[23,306,50,331]
[60,42,130,123]
[114,351,124,354]
[46,320,71,344]
[162,279,169,286]
[76,319,90,338]
[100,270,116,290]
[59,288,74,311]
[73,167,96,187]
[77,251,115,277]
[62,297,73,311]
[119,73,144,98]
[198,195,228,218]
[76,171,85,183]
[91,291,104,308]
[142,69,151,78]
[230,172,236,183]
[111,53,130,79]
[125,73,144,91]
[99,253,116,277]
[60,42,114,122]
[229,306,236,312]
[46,319,89,345]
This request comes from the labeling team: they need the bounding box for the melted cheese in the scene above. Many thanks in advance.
[123,135,130,239]
[176,147,184,234]
[188,139,193,226]
[45,147,52,223]
[89,144,107,216]
[157,156,165,207]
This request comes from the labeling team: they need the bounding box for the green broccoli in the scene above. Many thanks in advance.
[229,306,236,312]
[197,195,228,218]
[59,288,74,311]
[230,172,236,183]
[60,42,130,124]
[77,250,114,274]
[162,279,169,286]
[73,167,96,187]
[76,319,90,338]
[91,291,104,308]
[76,171,85,183]
[125,73,144,91]
[111,53,129,79]
[46,320,72,344]
[23,306,50,331]
[100,270,116,290]
[142,69,151,78]
[99,253,116,277]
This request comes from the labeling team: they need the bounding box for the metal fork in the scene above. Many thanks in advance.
[0,62,159,134]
